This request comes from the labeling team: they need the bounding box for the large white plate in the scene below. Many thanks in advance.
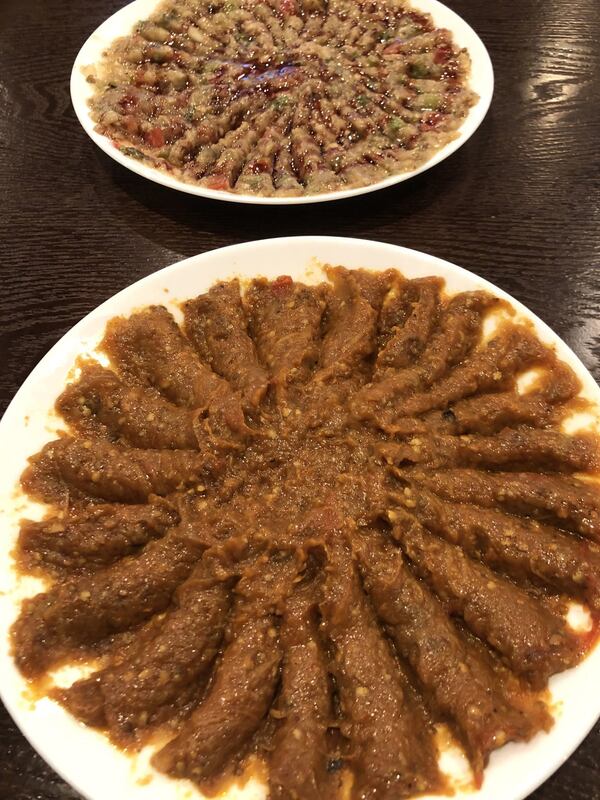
[1,237,598,800]
[70,0,494,205]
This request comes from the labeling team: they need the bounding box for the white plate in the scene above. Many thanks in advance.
[70,0,494,205]
[1,237,598,800]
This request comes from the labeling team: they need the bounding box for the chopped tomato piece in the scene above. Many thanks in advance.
[407,10,427,23]
[383,39,404,55]
[119,94,137,111]
[434,45,453,64]
[249,158,271,174]
[145,127,165,148]
[420,112,444,131]
[271,275,294,295]
[279,0,296,15]
[204,175,230,191]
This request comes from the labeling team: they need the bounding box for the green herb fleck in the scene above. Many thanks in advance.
[121,146,145,160]
[388,116,404,134]
[273,95,291,111]
[184,105,197,122]
[356,94,369,107]
[409,61,430,79]
[159,13,175,26]
[414,93,443,111]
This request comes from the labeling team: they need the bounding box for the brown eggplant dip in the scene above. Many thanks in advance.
[11,266,600,799]
[85,0,477,196]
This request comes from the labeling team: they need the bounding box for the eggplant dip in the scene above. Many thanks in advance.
[12,266,600,799]
[85,0,477,196]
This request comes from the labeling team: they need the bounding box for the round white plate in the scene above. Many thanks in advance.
[1,237,598,800]
[70,0,494,205]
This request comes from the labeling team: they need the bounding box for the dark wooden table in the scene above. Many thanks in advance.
[1,0,599,797]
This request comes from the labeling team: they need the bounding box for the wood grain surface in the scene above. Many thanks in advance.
[0,0,599,798]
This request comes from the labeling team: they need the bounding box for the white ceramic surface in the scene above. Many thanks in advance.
[70,0,494,205]
[1,237,599,800]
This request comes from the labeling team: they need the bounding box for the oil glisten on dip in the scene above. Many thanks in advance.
[86,0,477,196]
[11,266,600,799]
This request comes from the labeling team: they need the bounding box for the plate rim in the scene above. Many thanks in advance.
[70,0,495,205]
[1,235,599,800]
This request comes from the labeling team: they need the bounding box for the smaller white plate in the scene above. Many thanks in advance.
[70,0,494,205]
[0,237,599,800]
